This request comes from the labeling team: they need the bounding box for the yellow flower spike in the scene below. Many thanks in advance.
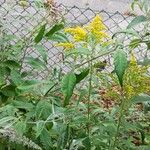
[55,42,75,50]
[88,15,107,31]
[64,26,87,42]
[125,85,135,99]
[85,14,109,42]
[130,51,137,65]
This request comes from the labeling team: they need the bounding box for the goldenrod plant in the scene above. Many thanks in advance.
[0,0,150,150]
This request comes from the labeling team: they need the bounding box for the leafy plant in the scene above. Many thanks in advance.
[0,0,150,150]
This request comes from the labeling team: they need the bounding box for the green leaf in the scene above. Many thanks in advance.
[61,72,76,107]
[47,32,69,42]
[26,57,46,70]
[34,45,48,62]
[0,67,8,86]
[1,85,16,97]
[146,42,150,50]
[35,24,46,43]
[10,70,23,86]
[17,80,40,91]
[40,128,52,149]
[35,120,45,138]
[114,49,128,87]
[3,60,20,69]
[15,120,26,136]
[112,29,140,39]
[0,116,16,127]
[45,23,64,37]
[129,39,141,49]
[13,100,35,111]
[57,125,70,149]
[82,137,91,150]
[93,60,107,71]
[75,68,89,84]
[36,101,52,119]
[0,92,8,103]
[132,93,150,103]
[127,15,147,29]
[68,47,91,55]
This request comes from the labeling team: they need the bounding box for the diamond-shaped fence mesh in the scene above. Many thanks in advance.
[0,0,149,79]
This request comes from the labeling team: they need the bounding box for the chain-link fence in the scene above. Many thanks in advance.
[0,0,149,78]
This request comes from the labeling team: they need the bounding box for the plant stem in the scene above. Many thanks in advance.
[110,87,125,149]
[87,51,94,136]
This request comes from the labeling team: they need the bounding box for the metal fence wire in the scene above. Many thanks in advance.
[0,0,149,78]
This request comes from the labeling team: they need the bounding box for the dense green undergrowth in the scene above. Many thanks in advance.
[0,0,150,149]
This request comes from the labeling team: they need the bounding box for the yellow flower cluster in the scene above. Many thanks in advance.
[56,42,75,50]
[86,15,109,42]
[130,51,137,65]
[64,26,87,42]
[55,14,109,51]
[124,52,150,99]
[125,85,135,99]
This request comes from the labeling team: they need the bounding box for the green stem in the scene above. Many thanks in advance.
[110,87,126,149]
[87,51,94,136]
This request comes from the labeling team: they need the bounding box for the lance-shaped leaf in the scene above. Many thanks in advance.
[114,49,128,87]
[45,23,64,37]
[35,24,46,43]
[127,15,147,29]
[61,72,76,107]
[75,68,89,84]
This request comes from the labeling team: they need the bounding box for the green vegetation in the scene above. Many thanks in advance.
[0,0,150,149]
